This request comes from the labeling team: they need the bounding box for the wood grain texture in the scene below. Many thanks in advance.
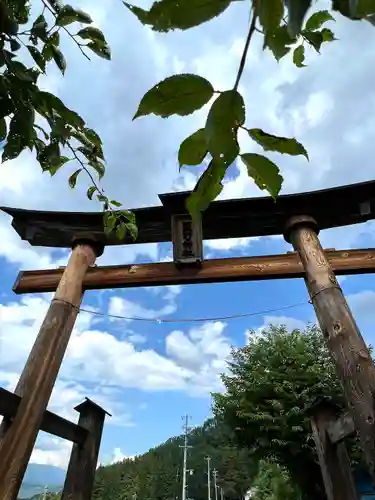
[62,399,108,500]
[13,248,375,294]
[2,180,375,248]
[289,222,375,484]
[311,403,358,500]
[0,388,88,445]
[0,244,96,500]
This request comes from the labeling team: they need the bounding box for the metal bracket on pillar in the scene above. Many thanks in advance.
[171,213,203,265]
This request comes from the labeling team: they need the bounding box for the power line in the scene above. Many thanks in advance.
[78,300,309,325]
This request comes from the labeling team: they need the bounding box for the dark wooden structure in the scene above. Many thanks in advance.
[0,388,109,499]
[2,180,375,499]
[309,399,358,500]
[2,180,375,248]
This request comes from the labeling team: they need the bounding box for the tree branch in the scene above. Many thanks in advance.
[233,9,257,91]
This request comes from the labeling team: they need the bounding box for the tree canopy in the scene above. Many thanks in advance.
[212,324,349,500]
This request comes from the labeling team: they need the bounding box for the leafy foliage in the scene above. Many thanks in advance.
[0,0,134,238]
[126,0,374,219]
[251,459,303,500]
[91,419,257,500]
[212,324,350,500]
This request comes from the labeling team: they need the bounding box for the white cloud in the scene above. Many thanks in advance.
[246,315,308,342]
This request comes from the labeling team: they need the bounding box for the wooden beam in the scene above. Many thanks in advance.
[0,388,87,445]
[13,248,375,294]
[285,215,375,485]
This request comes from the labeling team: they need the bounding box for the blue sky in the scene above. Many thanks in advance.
[2,0,375,470]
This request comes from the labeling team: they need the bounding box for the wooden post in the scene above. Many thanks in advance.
[285,215,375,483]
[61,398,110,500]
[310,400,358,500]
[0,238,103,500]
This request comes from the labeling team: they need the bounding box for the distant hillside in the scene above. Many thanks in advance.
[18,464,65,499]
[92,419,257,500]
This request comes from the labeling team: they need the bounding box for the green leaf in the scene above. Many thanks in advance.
[351,0,375,17]
[77,26,106,43]
[125,222,138,240]
[241,153,283,198]
[89,159,105,179]
[110,200,122,207]
[0,118,6,140]
[321,27,336,42]
[87,186,97,200]
[205,90,244,166]
[27,45,46,72]
[104,211,117,235]
[86,41,111,60]
[285,0,312,37]
[56,5,93,26]
[51,46,66,74]
[305,10,335,30]
[35,91,85,129]
[302,29,324,52]
[31,14,48,40]
[134,74,214,119]
[124,0,232,33]
[10,39,21,51]
[47,156,71,176]
[84,127,102,148]
[69,168,82,188]
[257,0,284,33]
[3,106,34,161]
[264,25,295,61]
[293,45,306,67]
[186,158,226,219]
[178,128,208,167]
[116,220,127,240]
[119,210,136,223]
[246,128,309,159]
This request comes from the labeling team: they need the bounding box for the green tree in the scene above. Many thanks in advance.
[251,459,302,500]
[212,324,348,500]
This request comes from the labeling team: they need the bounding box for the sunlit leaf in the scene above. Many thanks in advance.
[241,153,283,198]
[186,158,226,219]
[68,168,82,188]
[134,74,214,119]
[246,128,309,159]
[124,0,233,32]
[178,128,208,167]
[205,90,244,166]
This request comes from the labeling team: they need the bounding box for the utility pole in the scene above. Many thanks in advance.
[213,469,218,500]
[180,415,192,500]
[205,456,212,500]
[220,488,224,500]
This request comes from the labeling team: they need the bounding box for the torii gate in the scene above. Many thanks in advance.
[2,180,375,500]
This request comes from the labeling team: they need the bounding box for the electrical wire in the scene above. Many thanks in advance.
[79,300,310,324]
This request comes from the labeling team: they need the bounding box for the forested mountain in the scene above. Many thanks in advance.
[92,419,257,500]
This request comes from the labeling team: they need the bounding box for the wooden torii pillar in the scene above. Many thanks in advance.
[0,236,104,500]
[284,215,375,483]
